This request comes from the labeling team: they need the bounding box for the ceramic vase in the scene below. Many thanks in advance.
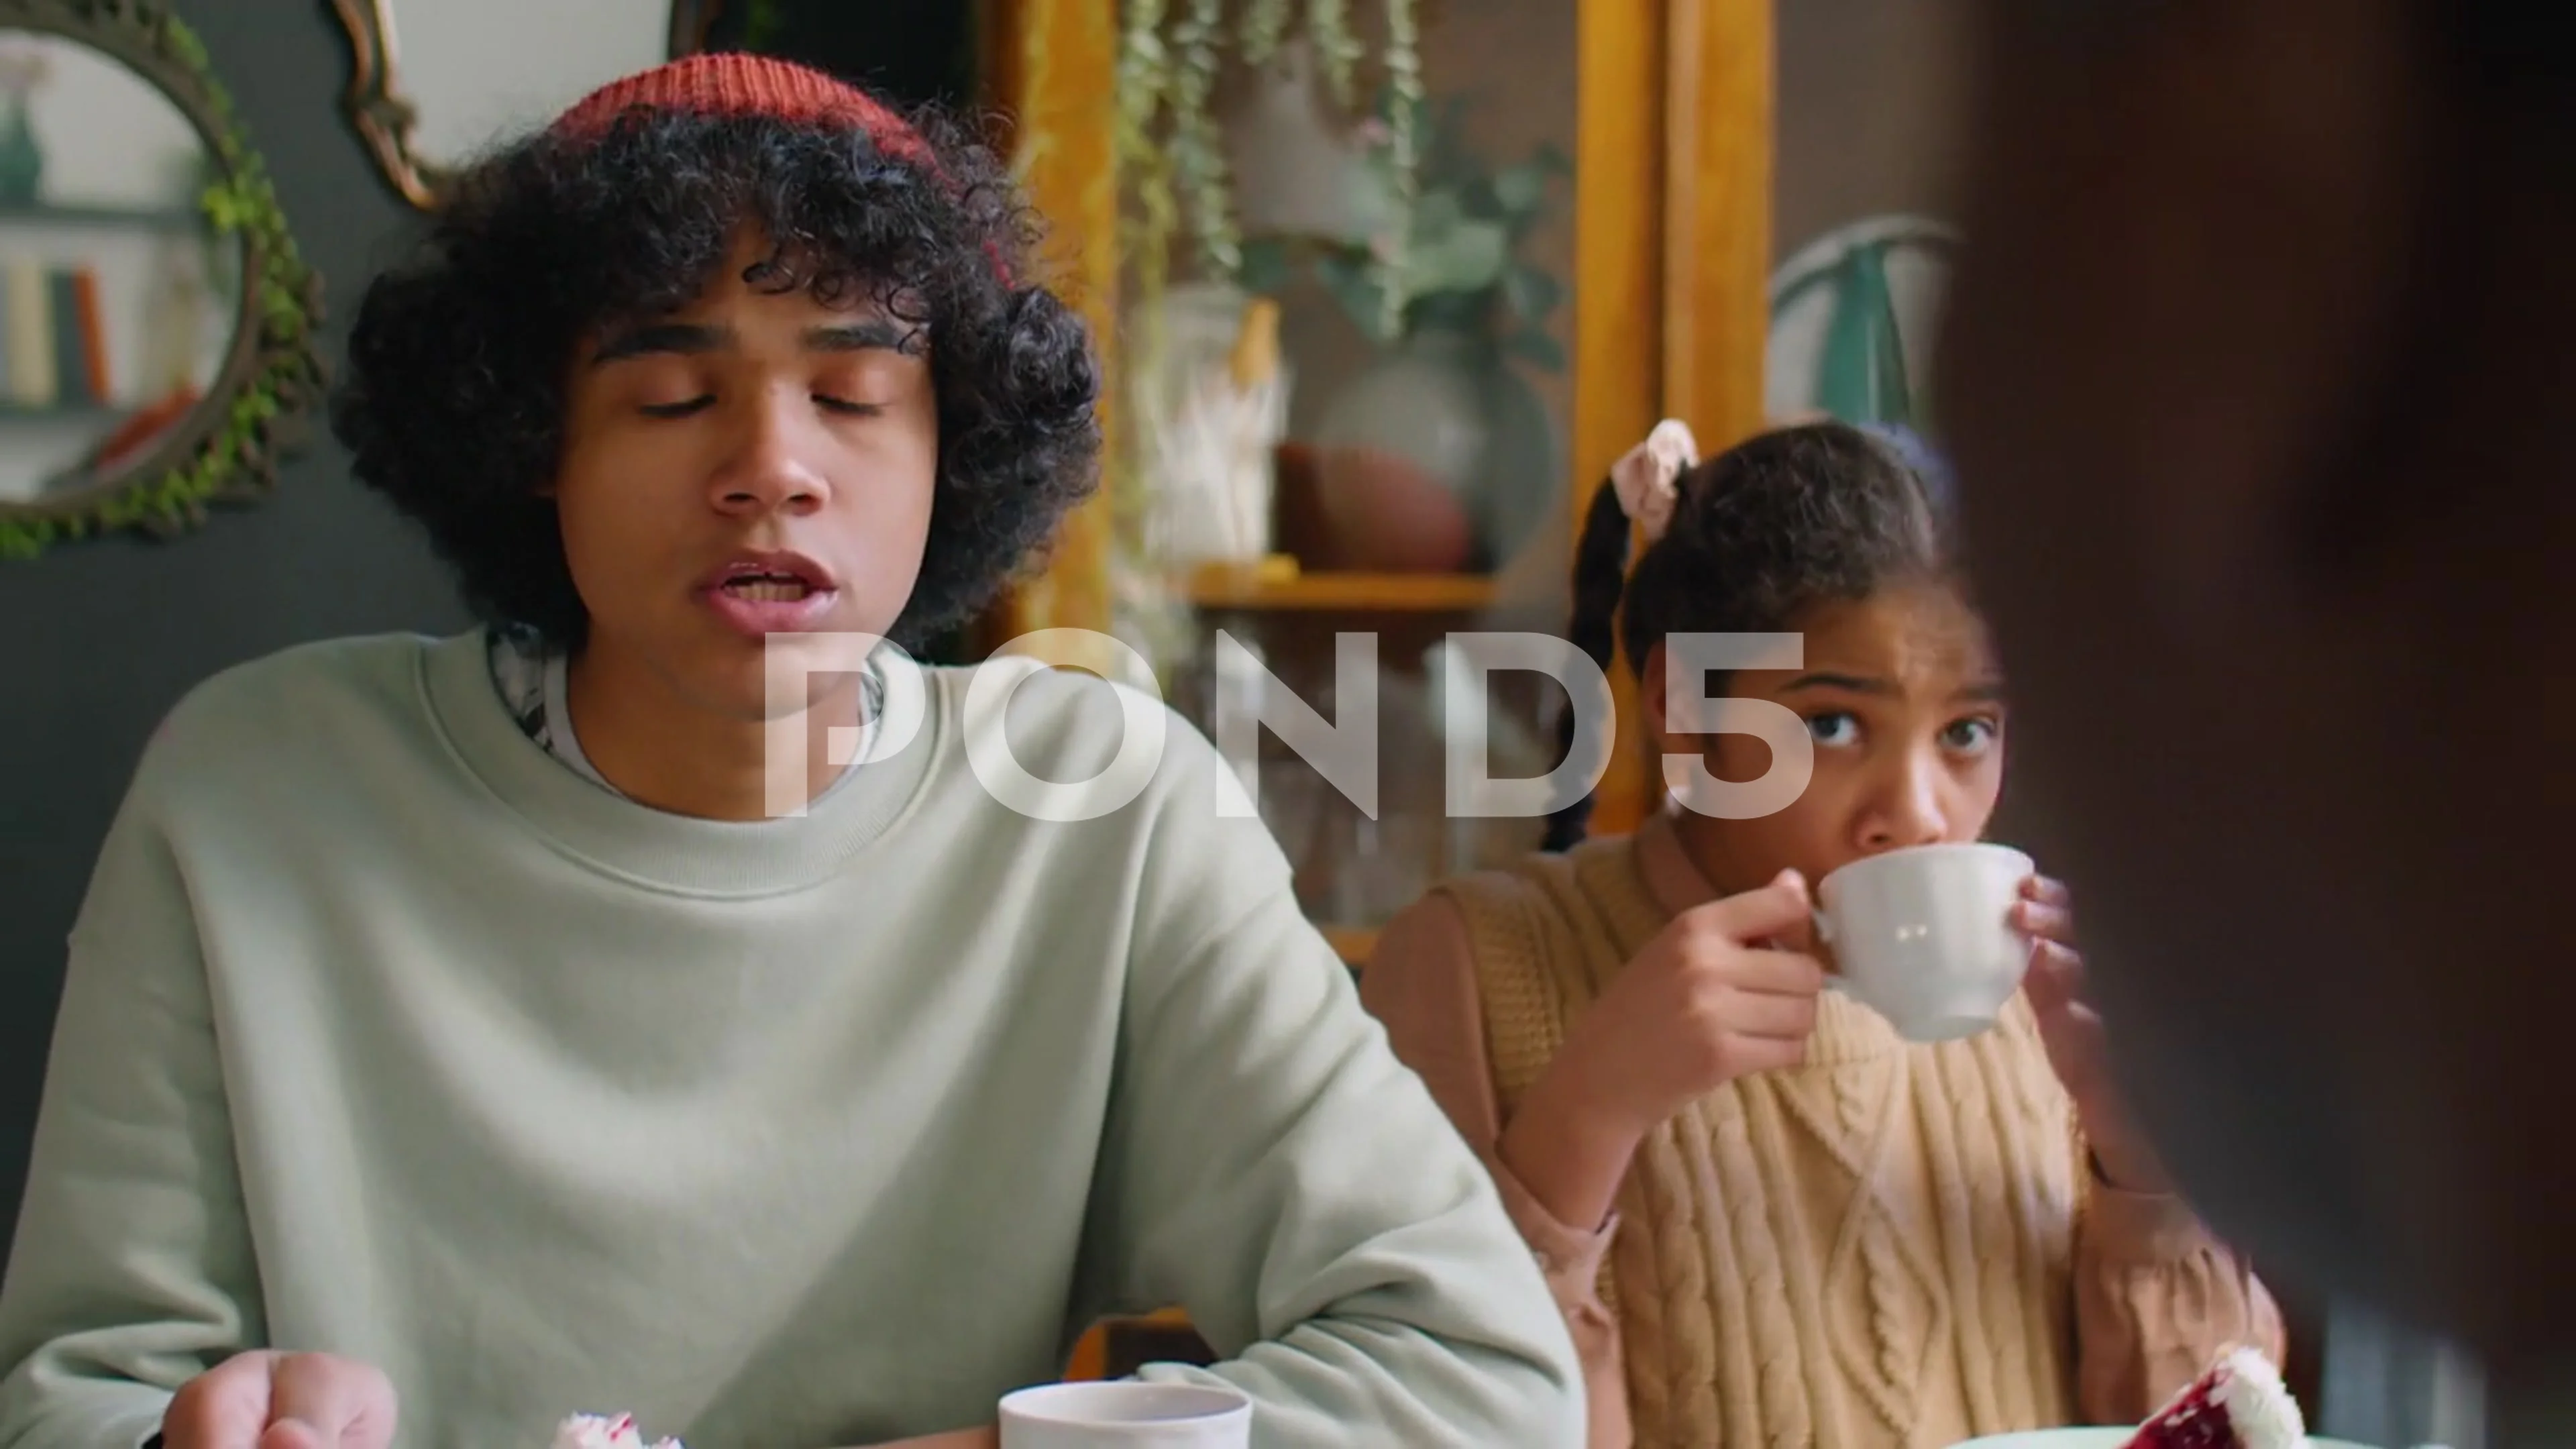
[1309,305,1560,573]
[0,93,44,207]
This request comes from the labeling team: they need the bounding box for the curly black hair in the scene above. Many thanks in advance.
[331,101,1101,653]
[1543,420,1952,850]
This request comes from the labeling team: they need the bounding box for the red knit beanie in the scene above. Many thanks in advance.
[550,52,932,168]
[547,52,1012,282]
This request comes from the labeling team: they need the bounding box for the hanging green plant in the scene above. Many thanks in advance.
[1168,0,1238,278]
[1242,94,1567,362]
[0,0,326,561]
[1237,0,1293,66]
[1116,0,1179,309]
[1110,0,1424,302]
[1374,0,1419,334]
[1303,0,1363,108]
[1105,0,1436,616]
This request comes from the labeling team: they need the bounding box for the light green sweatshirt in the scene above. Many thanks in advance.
[0,631,1582,1449]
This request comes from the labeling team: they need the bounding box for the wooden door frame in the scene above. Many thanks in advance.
[1572,0,1774,835]
[977,0,1774,834]
[978,0,1124,648]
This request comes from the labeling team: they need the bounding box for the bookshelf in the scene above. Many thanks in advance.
[0,400,115,423]
[0,203,223,455]
[0,200,204,233]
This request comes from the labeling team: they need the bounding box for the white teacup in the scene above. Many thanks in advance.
[998,1381,1253,1449]
[1813,842,2037,1042]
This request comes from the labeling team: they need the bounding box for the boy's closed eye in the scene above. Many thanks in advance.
[635,392,888,419]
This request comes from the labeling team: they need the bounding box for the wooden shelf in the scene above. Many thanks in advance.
[0,200,203,231]
[1323,926,1377,967]
[1180,561,1496,614]
[1066,1306,1210,1383]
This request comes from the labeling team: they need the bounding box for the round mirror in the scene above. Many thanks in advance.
[0,0,322,558]
[0,31,236,506]
[332,1,714,209]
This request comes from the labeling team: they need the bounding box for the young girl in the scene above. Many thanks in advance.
[1361,419,2284,1448]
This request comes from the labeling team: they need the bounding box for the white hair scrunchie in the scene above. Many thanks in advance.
[1611,418,1698,546]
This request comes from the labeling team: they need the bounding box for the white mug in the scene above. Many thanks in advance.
[1813,842,2036,1043]
[998,1381,1253,1449]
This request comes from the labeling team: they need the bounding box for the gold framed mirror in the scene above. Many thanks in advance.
[0,0,323,558]
[331,0,718,210]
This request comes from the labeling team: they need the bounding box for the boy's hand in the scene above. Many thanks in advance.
[162,1351,397,1449]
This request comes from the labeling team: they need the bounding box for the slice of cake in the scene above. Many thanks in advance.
[551,1412,686,1449]
[2124,1346,2307,1449]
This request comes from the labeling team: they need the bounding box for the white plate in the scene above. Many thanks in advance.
[1947,1423,2390,1433]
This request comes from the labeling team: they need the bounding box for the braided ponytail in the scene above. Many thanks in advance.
[1542,478,1642,851]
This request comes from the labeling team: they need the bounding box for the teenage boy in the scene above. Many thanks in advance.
[0,55,1582,1449]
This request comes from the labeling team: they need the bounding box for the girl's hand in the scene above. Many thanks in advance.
[1499,871,1829,1234]
[2017,876,2174,1194]
[1551,870,1830,1139]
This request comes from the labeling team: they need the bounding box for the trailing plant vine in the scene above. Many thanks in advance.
[1240,95,1567,364]
[1113,0,1425,312]
[1303,0,1362,107]
[1093,0,1460,667]
[1375,0,1417,335]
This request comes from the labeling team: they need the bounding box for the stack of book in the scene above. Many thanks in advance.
[0,256,109,411]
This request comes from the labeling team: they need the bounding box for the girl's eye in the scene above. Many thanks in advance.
[639,396,713,419]
[1941,717,2000,755]
[816,396,885,417]
[1806,711,1861,747]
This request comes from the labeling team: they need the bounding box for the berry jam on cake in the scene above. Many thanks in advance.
[550,1412,685,1449]
[2123,1346,2307,1449]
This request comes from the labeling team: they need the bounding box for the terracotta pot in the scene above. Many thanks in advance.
[1309,443,1474,574]
[1309,317,1560,572]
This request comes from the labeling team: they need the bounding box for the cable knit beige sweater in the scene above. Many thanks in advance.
[1362,812,2286,1449]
